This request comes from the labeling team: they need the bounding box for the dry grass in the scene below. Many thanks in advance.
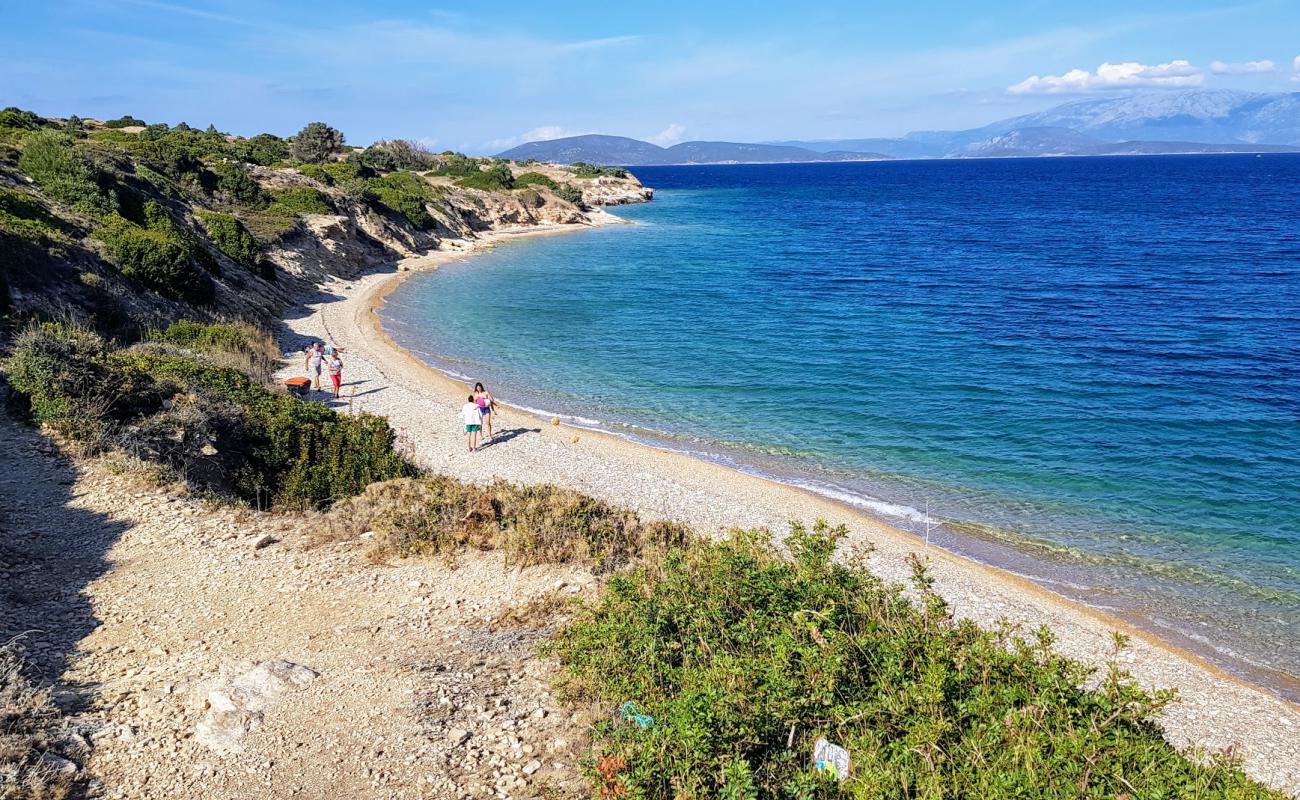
[0,641,75,800]
[325,476,693,572]
[490,589,577,630]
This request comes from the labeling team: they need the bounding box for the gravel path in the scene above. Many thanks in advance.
[274,228,1300,795]
[0,415,600,799]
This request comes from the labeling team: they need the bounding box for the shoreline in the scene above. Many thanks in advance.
[277,217,1300,795]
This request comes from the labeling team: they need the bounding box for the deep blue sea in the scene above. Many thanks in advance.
[381,156,1300,694]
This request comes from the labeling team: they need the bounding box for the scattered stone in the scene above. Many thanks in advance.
[195,660,319,753]
[522,759,542,776]
[449,728,471,746]
[252,534,277,550]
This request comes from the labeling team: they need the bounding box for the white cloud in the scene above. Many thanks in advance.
[646,123,686,146]
[1008,60,1204,95]
[487,126,580,151]
[1293,55,1300,82]
[1209,60,1276,75]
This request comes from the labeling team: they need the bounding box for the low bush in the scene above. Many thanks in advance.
[196,210,262,269]
[367,172,436,230]
[455,163,515,192]
[513,171,558,190]
[429,152,483,178]
[268,187,333,216]
[554,183,584,205]
[0,188,66,249]
[356,139,434,172]
[330,476,689,569]
[148,319,279,382]
[18,131,120,218]
[2,323,415,508]
[565,161,628,179]
[102,115,146,128]
[123,351,414,507]
[233,133,290,166]
[93,215,213,304]
[3,322,118,425]
[296,161,359,186]
[548,523,1283,800]
[237,207,300,244]
[206,162,267,208]
[0,106,45,131]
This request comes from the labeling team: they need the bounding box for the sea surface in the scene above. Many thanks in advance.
[380,156,1300,696]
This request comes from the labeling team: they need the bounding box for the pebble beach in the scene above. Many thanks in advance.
[275,222,1300,795]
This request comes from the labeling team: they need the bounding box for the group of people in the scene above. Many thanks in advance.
[303,341,345,397]
[303,340,499,453]
[461,382,498,451]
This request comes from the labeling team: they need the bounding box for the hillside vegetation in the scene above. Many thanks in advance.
[0,108,1284,800]
[0,109,622,334]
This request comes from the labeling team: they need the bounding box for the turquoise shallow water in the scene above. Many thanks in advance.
[380,156,1300,694]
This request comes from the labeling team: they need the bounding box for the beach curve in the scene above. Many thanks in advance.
[275,220,1300,795]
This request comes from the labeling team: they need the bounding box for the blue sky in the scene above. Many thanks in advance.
[3,0,1299,153]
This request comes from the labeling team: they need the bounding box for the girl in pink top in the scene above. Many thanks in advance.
[473,382,496,441]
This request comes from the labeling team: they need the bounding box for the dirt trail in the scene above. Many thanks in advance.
[0,415,596,799]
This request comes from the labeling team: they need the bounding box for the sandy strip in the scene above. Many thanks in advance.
[276,219,1300,794]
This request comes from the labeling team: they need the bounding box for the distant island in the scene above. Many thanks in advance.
[498,135,890,165]
[499,89,1300,164]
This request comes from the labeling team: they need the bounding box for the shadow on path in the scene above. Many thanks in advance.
[477,427,541,450]
[0,413,131,713]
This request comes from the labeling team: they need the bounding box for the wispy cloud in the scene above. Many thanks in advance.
[1209,59,1276,75]
[557,35,642,52]
[1294,55,1300,82]
[117,0,258,27]
[1008,60,1204,95]
[646,123,687,146]
[487,125,581,151]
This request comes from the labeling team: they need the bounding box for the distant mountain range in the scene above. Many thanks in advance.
[496,135,889,165]
[498,91,1300,164]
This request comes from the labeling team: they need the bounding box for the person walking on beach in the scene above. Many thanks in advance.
[462,395,484,452]
[473,382,497,441]
[326,352,344,398]
[304,342,325,391]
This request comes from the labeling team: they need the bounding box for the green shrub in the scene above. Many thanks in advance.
[118,351,415,508]
[237,208,299,243]
[102,115,146,128]
[6,327,414,508]
[367,172,436,230]
[196,210,261,269]
[297,161,359,186]
[289,122,345,164]
[513,171,557,189]
[554,183,584,205]
[0,188,65,248]
[2,322,127,449]
[268,187,333,215]
[548,523,1283,800]
[233,133,290,166]
[566,161,628,179]
[93,215,212,303]
[206,162,267,207]
[18,131,119,217]
[148,320,279,381]
[455,163,514,192]
[429,152,482,178]
[356,139,433,172]
[0,106,45,131]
